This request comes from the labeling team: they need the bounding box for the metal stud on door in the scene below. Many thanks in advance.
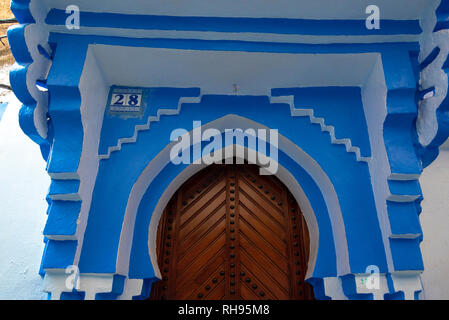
[149,163,314,300]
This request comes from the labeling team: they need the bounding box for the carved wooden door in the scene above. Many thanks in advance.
[149,164,314,300]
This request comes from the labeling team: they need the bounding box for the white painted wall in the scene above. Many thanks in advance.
[0,93,49,300]
[420,139,449,300]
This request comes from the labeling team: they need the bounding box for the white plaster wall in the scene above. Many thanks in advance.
[0,93,49,300]
[420,139,449,300]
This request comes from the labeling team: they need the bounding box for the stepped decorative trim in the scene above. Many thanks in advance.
[416,0,449,167]
[7,0,439,301]
[270,95,371,163]
[43,272,126,300]
[98,95,202,160]
[41,269,421,300]
[318,272,422,300]
[388,272,422,300]
[8,1,52,159]
[386,193,421,202]
[99,92,371,163]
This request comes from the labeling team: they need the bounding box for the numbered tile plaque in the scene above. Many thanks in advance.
[107,86,147,117]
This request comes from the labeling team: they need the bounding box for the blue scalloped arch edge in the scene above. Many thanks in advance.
[8,1,52,160]
[417,0,449,168]
[11,0,34,24]
[5,1,436,299]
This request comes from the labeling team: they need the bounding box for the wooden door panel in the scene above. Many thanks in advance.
[149,164,314,300]
[179,180,226,225]
[197,278,226,300]
[239,209,287,255]
[177,251,226,300]
[239,232,289,280]
[176,233,227,286]
[238,193,286,237]
[240,279,261,300]
[175,251,225,299]
[178,204,226,249]
[240,249,290,298]
[180,168,224,203]
[238,181,286,227]
[177,225,226,271]
[239,263,279,300]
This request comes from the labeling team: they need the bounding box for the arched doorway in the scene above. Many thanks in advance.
[149,163,314,300]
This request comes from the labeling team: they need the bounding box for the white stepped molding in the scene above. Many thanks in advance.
[323,277,348,300]
[354,274,390,300]
[42,272,71,300]
[43,271,117,300]
[117,279,144,300]
[77,274,115,300]
[100,93,370,163]
[49,193,81,201]
[390,272,422,300]
[323,274,411,300]
[270,95,371,163]
[386,194,421,202]
[99,95,203,160]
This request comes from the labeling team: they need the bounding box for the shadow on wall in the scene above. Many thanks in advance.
[419,138,449,300]
[0,94,48,300]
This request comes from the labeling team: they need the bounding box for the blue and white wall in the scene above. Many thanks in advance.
[1,95,449,299]
[4,0,449,299]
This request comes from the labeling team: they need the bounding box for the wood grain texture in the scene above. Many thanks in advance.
[149,163,314,300]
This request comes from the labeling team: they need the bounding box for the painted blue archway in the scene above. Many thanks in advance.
[9,0,449,300]
[127,128,338,265]
[127,141,338,299]
[75,94,388,299]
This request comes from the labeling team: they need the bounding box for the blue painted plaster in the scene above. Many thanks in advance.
[389,238,424,271]
[45,41,87,176]
[434,0,449,32]
[8,2,51,161]
[60,291,85,300]
[49,33,419,55]
[384,273,406,300]
[420,47,441,71]
[415,0,449,168]
[48,180,80,197]
[341,274,373,300]
[128,144,337,280]
[100,87,200,156]
[387,201,422,236]
[39,238,48,277]
[380,50,428,271]
[45,9,422,36]
[388,179,422,197]
[307,278,331,300]
[95,275,126,300]
[43,200,81,237]
[10,0,34,24]
[8,1,443,298]
[133,278,156,300]
[272,87,371,158]
[80,94,386,277]
[42,240,77,269]
[8,24,50,152]
[418,52,449,167]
